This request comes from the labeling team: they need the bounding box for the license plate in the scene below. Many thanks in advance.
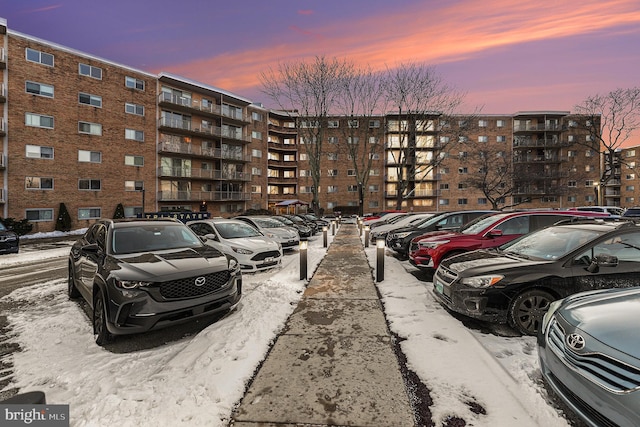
[434,280,444,294]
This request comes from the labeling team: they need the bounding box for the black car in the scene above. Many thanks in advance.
[283,214,318,235]
[0,220,19,254]
[272,215,312,238]
[433,219,640,335]
[68,218,242,345]
[385,210,495,256]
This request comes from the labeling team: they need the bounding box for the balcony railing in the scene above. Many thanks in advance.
[513,123,563,132]
[0,153,5,169]
[158,117,252,143]
[0,48,5,67]
[513,155,564,163]
[158,190,250,202]
[158,166,250,181]
[158,140,251,162]
[0,118,5,134]
[513,138,569,147]
[0,83,6,100]
[0,188,5,203]
[158,93,250,122]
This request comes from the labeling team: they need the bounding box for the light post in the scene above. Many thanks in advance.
[322,226,328,248]
[364,225,370,248]
[299,240,308,280]
[376,238,385,282]
[331,220,336,236]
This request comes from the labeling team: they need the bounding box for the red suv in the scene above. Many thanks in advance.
[408,211,609,271]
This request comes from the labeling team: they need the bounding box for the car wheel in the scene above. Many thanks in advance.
[68,264,80,299]
[93,291,113,346]
[508,289,555,335]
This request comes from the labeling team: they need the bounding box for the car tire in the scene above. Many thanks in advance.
[68,264,80,299]
[508,289,555,336]
[93,291,113,346]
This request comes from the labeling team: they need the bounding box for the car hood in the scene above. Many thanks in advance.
[558,288,640,351]
[223,236,280,251]
[110,246,229,281]
[443,249,545,276]
[415,230,462,242]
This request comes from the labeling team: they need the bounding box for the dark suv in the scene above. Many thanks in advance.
[433,219,640,335]
[0,221,19,254]
[385,210,495,257]
[68,218,242,345]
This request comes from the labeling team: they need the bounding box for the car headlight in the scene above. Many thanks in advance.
[232,247,253,255]
[394,232,412,239]
[115,280,152,289]
[419,239,450,249]
[228,257,239,271]
[460,275,504,288]
[541,299,562,335]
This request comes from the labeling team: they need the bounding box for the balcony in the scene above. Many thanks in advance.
[0,153,5,169]
[268,140,298,151]
[513,155,564,163]
[0,48,5,70]
[158,190,250,202]
[158,166,251,181]
[384,189,439,198]
[268,123,298,134]
[268,176,298,184]
[158,140,252,162]
[0,188,4,203]
[0,118,5,136]
[158,93,251,124]
[513,123,563,132]
[0,84,5,103]
[513,138,570,148]
[158,117,252,143]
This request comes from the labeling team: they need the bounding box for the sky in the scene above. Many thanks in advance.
[1,0,639,115]
[1,225,573,426]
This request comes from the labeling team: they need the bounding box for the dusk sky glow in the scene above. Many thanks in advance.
[1,0,639,115]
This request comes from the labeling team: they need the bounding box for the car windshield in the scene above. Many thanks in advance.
[276,217,294,225]
[460,213,509,235]
[253,217,285,228]
[415,212,451,229]
[500,226,603,260]
[215,222,261,239]
[112,223,202,254]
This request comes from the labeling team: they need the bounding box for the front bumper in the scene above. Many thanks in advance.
[431,278,506,324]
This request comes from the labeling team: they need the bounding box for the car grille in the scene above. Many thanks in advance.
[251,250,281,261]
[548,319,640,393]
[409,241,419,253]
[435,264,457,286]
[159,271,231,299]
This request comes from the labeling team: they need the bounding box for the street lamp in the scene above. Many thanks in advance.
[376,238,385,282]
[299,240,308,280]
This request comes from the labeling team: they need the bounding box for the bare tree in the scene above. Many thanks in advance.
[333,66,388,216]
[382,63,468,210]
[574,88,640,204]
[260,56,354,214]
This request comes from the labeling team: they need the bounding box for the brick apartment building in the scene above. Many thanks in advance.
[0,18,623,233]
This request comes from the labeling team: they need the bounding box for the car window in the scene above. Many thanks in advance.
[95,224,107,251]
[573,232,640,265]
[216,222,261,239]
[494,216,530,235]
[503,226,602,260]
[83,224,98,244]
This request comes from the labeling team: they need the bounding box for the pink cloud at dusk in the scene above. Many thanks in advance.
[297,10,314,16]
[158,0,640,114]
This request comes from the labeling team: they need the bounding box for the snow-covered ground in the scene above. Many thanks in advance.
[0,226,570,426]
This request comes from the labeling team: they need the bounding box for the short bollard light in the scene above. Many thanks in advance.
[331,220,336,236]
[299,240,308,280]
[323,226,328,248]
[364,225,370,248]
[359,219,363,236]
[376,238,385,282]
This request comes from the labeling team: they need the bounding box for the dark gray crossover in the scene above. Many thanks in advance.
[68,218,242,345]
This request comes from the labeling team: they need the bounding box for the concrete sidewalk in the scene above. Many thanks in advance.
[230,224,415,426]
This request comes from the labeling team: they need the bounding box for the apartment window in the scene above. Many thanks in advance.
[496,135,506,142]
[458,136,468,143]
[26,48,54,66]
[251,131,262,139]
[439,199,450,206]
[370,169,380,176]
[440,167,449,175]
[79,63,102,79]
[496,120,505,127]
[26,81,54,98]
[626,197,635,204]
[25,113,54,129]
[348,137,359,144]
[369,153,380,160]
[125,129,144,142]
[585,180,595,187]
[79,179,101,191]
[439,183,449,190]
[458,198,468,205]
[125,76,145,90]
[251,167,262,176]
[251,112,263,121]
[585,165,595,172]
[458,120,468,128]
[478,198,487,205]
[300,153,308,161]
[369,120,381,128]
[347,169,356,176]
[348,120,359,128]
[250,185,262,194]
[327,186,338,193]
[459,151,468,159]
[458,183,468,189]
[478,120,488,127]
[26,145,54,159]
[328,120,339,128]
[300,136,317,144]
[568,120,578,128]
[626,185,635,191]
[369,136,380,144]
[125,103,144,116]
[327,169,338,177]
[369,201,380,208]
[26,208,54,222]
[299,170,309,177]
[567,135,575,142]
[369,185,379,192]
[585,195,595,203]
[568,150,577,158]
[300,120,319,128]
[125,181,144,191]
[585,149,594,157]
[79,93,102,107]
[347,185,358,192]
[124,207,143,218]
[328,136,338,144]
[300,186,313,194]
[458,167,468,174]
[78,208,102,219]
[79,121,102,135]
[626,150,636,157]
[478,136,488,143]
[125,155,144,166]
[567,180,577,188]
[586,135,594,142]
[252,149,262,158]
[25,177,53,189]
[627,162,636,169]
[327,153,338,161]
[567,196,577,203]
[627,174,636,180]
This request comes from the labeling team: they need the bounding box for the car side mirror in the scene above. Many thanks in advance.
[587,253,619,273]
[205,233,219,242]
[488,229,503,238]
[83,243,100,252]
